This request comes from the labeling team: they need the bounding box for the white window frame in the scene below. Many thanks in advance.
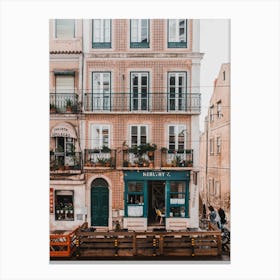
[55,19,75,39]
[210,105,214,122]
[214,181,220,197]
[216,136,221,154]
[130,19,149,43]
[90,124,111,149]
[91,72,111,111]
[168,19,187,43]
[168,72,187,111]
[130,72,149,111]
[217,101,222,119]
[129,125,149,147]
[167,124,186,151]
[92,19,111,43]
[209,138,214,155]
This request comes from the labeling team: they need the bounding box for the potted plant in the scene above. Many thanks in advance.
[146,143,157,157]
[50,103,57,113]
[101,145,111,153]
[122,141,128,151]
[161,147,168,153]
[66,99,73,113]
[187,160,193,167]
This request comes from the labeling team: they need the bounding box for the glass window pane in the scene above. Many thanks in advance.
[56,19,74,39]
[168,19,177,42]
[170,181,186,192]
[104,19,111,42]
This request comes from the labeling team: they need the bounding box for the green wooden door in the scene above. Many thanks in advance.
[91,186,109,226]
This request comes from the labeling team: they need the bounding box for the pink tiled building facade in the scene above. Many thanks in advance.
[50,19,204,231]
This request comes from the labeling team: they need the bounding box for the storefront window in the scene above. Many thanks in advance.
[126,182,144,217]
[55,190,74,221]
[169,181,186,217]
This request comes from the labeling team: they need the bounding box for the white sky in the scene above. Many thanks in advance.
[199,19,230,131]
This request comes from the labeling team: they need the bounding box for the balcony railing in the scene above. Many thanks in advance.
[50,93,79,113]
[50,151,82,171]
[161,149,193,168]
[84,149,116,168]
[83,92,201,113]
[123,149,155,168]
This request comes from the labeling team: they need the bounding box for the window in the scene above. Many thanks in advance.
[131,72,149,111]
[92,19,111,48]
[223,70,226,81]
[130,19,149,48]
[168,125,186,151]
[168,19,187,48]
[214,181,220,197]
[130,125,148,146]
[55,19,75,39]
[209,138,214,155]
[209,178,214,195]
[216,136,221,154]
[55,190,74,221]
[126,181,144,217]
[55,137,77,168]
[169,181,187,217]
[54,74,75,112]
[91,124,110,149]
[210,105,214,122]
[92,72,111,110]
[168,72,186,111]
[217,101,222,118]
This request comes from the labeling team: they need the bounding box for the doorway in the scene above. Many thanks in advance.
[91,178,109,226]
[148,181,166,225]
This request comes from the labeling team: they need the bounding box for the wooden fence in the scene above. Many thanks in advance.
[75,228,222,259]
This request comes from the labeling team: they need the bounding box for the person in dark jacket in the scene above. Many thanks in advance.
[218,207,226,227]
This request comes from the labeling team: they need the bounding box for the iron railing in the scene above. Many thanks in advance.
[84,149,116,168]
[161,149,193,167]
[50,93,79,113]
[83,92,201,113]
[50,151,82,171]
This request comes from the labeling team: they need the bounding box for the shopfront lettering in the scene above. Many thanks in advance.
[52,127,72,138]
[142,171,171,178]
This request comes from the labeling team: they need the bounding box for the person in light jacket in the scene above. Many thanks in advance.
[208,205,221,229]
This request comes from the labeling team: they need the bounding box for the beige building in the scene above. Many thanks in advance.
[199,63,230,223]
[50,19,204,231]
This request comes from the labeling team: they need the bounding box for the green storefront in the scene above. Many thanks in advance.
[124,171,190,225]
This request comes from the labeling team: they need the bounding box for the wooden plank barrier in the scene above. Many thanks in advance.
[75,228,222,259]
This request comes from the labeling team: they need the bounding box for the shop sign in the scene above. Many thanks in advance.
[50,188,54,213]
[51,123,77,138]
[124,171,190,181]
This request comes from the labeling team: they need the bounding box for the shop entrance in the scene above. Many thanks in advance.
[148,181,166,225]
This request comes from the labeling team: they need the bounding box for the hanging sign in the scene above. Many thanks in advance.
[50,188,54,213]
[51,122,77,138]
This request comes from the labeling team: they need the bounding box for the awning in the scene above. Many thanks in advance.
[51,122,77,139]
[54,70,75,76]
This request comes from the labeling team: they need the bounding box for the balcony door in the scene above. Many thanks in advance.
[92,72,111,111]
[131,72,149,111]
[168,72,186,111]
[54,75,75,112]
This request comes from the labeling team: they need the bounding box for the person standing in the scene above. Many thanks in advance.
[218,207,226,228]
[208,205,221,229]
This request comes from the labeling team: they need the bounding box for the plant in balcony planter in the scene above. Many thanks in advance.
[146,143,157,157]
[104,157,112,167]
[172,155,181,167]
[142,158,150,167]
[66,99,73,113]
[101,145,111,153]
[187,160,193,167]
[161,147,168,153]
[96,156,107,166]
[50,103,57,113]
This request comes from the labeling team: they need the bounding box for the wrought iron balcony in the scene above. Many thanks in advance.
[84,149,116,168]
[50,151,82,172]
[83,92,201,113]
[50,93,79,114]
[123,149,155,168]
[161,149,193,168]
